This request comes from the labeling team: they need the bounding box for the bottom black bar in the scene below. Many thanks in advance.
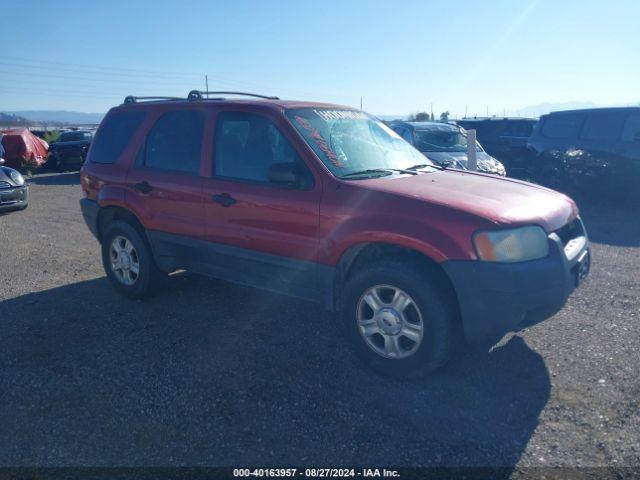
[0,468,638,480]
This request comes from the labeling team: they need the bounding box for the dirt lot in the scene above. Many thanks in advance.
[0,172,638,470]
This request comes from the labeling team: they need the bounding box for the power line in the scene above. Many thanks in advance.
[0,56,355,102]
[0,87,121,100]
[0,55,202,78]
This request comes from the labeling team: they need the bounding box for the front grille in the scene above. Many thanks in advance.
[553,217,587,260]
[0,181,11,189]
[554,218,584,247]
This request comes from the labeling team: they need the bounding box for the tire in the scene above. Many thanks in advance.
[341,260,460,378]
[101,220,163,299]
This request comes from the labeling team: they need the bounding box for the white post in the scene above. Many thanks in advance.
[467,129,477,171]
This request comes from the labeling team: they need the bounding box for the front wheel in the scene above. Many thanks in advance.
[101,220,163,298]
[341,260,460,378]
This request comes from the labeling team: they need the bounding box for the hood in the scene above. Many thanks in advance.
[364,169,577,233]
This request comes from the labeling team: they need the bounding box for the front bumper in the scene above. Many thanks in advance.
[80,198,100,239]
[443,219,590,344]
[50,150,87,167]
[0,185,29,212]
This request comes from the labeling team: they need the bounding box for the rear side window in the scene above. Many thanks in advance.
[541,114,585,139]
[502,122,534,137]
[581,112,626,141]
[621,113,640,142]
[143,110,205,174]
[90,111,145,164]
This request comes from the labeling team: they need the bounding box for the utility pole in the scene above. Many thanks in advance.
[360,96,363,111]
[205,75,209,97]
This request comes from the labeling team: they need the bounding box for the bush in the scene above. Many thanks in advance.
[43,131,60,144]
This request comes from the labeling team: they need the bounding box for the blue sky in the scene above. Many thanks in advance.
[1,0,639,116]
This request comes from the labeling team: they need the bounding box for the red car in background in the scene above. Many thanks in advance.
[0,128,49,169]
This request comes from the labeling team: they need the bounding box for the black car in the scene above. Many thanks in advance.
[48,130,94,170]
[0,158,29,212]
[527,107,640,199]
[456,117,537,176]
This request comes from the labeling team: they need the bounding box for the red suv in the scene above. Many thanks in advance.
[80,91,590,377]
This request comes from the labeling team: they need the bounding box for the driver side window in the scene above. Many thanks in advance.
[214,112,305,183]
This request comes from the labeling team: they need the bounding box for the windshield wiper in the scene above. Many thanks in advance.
[407,162,446,172]
[340,168,419,179]
[340,169,395,178]
[406,163,432,171]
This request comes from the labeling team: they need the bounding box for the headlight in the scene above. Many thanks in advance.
[8,169,24,186]
[474,225,549,262]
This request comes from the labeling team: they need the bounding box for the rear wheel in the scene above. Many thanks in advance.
[101,220,163,298]
[341,260,460,378]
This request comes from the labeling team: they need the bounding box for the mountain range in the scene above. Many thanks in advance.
[3,101,639,126]
[3,110,105,125]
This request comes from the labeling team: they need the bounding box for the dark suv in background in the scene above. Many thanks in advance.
[456,117,537,177]
[48,130,94,170]
[528,107,640,200]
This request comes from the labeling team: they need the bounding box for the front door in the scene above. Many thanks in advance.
[201,109,323,301]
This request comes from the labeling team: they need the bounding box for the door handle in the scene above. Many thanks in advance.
[133,181,153,194]
[212,193,237,207]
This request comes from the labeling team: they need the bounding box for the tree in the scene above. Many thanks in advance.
[413,112,430,122]
[439,111,450,122]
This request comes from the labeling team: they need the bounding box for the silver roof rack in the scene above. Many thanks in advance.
[187,90,279,101]
[123,96,184,105]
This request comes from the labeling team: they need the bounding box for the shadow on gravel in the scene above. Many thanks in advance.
[0,275,550,472]
[575,197,640,247]
[27,171,80,186]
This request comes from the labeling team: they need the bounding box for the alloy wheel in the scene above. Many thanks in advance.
[356,284,424,359]
[109,235,140,286]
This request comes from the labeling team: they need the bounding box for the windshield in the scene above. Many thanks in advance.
[413,128,482,153]
[286,108,435,178]
[59,132,92,142]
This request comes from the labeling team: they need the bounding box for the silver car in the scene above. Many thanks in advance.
[390,121,506,175]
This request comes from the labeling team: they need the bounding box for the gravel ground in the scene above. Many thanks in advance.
[0,172,638,471]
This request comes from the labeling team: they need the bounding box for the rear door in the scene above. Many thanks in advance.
[201,108,323,301]
[616,111,640,198]
[535,112,586,187]
[125,106,208,270]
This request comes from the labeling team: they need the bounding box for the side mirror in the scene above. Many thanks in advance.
[268,162,301,187]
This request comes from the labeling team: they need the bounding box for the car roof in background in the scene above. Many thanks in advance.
[393,121,460,131]
[457,117,537,123]
[543,106,640,117]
